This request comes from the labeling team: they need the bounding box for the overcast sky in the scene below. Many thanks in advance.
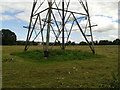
[0,0,119,43]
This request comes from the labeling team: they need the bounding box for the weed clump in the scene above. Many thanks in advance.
[2,58,15,62]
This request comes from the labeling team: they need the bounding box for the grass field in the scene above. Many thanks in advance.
[2,45,118,88]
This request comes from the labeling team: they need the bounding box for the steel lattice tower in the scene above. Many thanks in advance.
[24,0,96,57]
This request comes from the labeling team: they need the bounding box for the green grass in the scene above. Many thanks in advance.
[99,72,120,88]
[10,49,103,63]
[2,45,118,88]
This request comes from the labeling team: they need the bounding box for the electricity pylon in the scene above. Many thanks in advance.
[24,0,96,57]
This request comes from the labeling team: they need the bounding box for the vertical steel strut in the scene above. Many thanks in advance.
[62,0,65,50]
[44,0,52,57]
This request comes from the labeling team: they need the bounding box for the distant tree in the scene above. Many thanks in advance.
[113,39,120,45]
[94,41,99,45]
[108,41,113,45]
[54,41,61,46]
[66,41,71,45]
[99,40,112,45]
[16,41,26,45]
[71,42,76,45]
[79,41,87,45]
[0,29,17,45]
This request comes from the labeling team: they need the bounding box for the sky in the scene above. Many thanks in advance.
[0,0,119,43]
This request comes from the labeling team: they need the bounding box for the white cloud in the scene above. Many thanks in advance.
[90,16,118,32]
[1,0,119,2]
[0,0,119,41]
[88,2,118,21]
[15,12,31,22]
[94,34,118,41]
[0,0,33,2]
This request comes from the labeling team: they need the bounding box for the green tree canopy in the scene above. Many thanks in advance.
[0,29,17,45]
[113,39,120,45]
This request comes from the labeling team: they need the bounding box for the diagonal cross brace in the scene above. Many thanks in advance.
[72,13,95,54]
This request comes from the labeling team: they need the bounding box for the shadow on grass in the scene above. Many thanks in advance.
[11,49,104,63]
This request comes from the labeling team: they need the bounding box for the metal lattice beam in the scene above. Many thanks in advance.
[24,0,96,57]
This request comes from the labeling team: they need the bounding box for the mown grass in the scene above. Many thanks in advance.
[2,45,118,88]
[10,49,103,63]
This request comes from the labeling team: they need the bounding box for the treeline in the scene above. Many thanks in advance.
[16,39,120,46]
[0,29,120,45]
[16,41,38,45]
[65,39,120,45]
